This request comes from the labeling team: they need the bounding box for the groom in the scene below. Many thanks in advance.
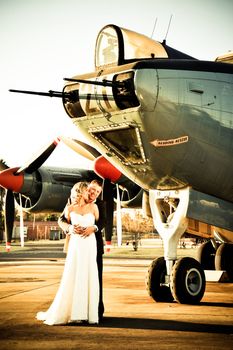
[58,180,106,321]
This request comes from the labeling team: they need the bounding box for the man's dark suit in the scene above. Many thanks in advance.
[58,197,106,319]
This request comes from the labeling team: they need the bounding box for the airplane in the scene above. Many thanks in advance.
[0,24,233,305]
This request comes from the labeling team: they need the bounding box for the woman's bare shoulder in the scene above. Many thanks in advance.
[66,204,74,211]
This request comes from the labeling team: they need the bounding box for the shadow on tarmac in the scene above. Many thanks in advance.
[201,301,233,308]
[93,316,233,334]
[1,316,232,336]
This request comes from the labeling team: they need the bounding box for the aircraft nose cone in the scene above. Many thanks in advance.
[0,167,23,192]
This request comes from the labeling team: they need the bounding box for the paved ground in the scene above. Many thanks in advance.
[0,242,233,349]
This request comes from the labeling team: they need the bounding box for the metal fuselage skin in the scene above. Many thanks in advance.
[63,60,233,204]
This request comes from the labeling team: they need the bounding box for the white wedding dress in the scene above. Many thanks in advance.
[36,213,99,325]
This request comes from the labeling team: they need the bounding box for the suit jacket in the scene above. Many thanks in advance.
[58,198,106,255]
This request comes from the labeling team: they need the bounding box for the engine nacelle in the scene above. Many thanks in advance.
[14,167,97,213]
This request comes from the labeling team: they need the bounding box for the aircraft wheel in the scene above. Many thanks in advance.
[170,257,206,304]
[145,257,173,302]
[215,243,233,281]
[197,241,216,270]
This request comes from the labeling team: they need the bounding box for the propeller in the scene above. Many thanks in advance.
[16,137,61,174]
[0,159,9,171]
[4,189,15,251]
[0,137,125,251]
[102,178,114,252]
[0,137,61,250]
[0,160,11,249]
[116,184,122,247]
[59,136,100,161]
[19,194,24,247]
[93,156,124,250]
[0,136,101,250]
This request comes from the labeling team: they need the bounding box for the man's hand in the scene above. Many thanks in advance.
[68,224,83,235]
[80,226,95,238]
[69,225,95,237]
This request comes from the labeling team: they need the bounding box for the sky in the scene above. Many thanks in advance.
[0,0,232,169]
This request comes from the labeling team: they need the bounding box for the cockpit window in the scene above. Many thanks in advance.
[95,24,168,69]
[121,27,168,61]
[95,26,119,68]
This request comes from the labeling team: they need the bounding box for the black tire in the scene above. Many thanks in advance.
[197,241,216,270]
[215,243,233,281]
[145,257,173,302]
[170,257,206,304]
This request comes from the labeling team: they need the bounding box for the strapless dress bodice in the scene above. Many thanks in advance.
[70,212,95,227]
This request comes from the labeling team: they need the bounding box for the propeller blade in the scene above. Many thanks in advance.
[0,167,23,192]
[60,136,100,161]
[16,136,100,174]
[16,137,61,174]
[116,184,122,247]
[19,194,24,247]
[102,178,114,251]
[4,189,15,251]
[0,159,9,171]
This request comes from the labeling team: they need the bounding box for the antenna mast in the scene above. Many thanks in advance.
[151,18,158,38]
[164,14,173,43]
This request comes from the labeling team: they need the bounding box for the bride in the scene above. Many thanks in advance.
[36,182,99,325]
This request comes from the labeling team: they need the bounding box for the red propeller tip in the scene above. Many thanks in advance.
[0,167,24,192]
[54,137,61,145]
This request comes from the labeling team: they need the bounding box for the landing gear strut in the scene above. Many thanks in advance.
[147,187,206,304]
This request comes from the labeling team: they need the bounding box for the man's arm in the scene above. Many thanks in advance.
[58,211,71,235]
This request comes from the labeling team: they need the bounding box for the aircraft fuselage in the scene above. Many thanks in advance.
[63,59,233,204]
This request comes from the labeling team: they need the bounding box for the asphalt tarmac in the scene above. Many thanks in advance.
[0,244,233,349]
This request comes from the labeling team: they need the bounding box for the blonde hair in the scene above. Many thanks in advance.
[70,182,88,204]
